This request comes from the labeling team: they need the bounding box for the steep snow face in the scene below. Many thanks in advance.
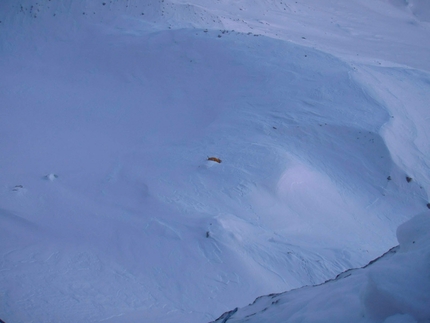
[0,1,430,323]
[211,212,430,323]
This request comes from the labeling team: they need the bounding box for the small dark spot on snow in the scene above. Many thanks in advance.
[208,157,222,163]
[406,176,413,183]
[304,55,307,57]
[103,2,106,5]
[427,203,430,209]
[302,36,306,39]
[387,176,391,181]
[273,126,277,129]
[412,241,415,244]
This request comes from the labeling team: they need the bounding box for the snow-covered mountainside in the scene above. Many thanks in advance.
[0,0,429,322]
[211,212,430,323]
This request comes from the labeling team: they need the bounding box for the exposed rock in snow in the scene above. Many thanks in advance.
[210,212,430,323]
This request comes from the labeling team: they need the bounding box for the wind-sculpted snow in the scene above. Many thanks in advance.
[383,0,430,22]
[0,0,430,322]
[211,212,430,323]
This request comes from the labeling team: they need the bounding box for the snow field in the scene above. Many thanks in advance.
[0,0,430,322]
[212,212,430,323]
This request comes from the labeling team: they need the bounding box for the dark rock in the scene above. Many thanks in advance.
[211,307,238,323]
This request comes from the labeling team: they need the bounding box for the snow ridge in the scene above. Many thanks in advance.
[210,212,430,323]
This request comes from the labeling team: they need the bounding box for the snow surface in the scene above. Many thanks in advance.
[211,212,430,323]
[0,0,429,322]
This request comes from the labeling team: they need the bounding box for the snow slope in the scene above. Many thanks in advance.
[211,212,430,323]
[0,0,429,322]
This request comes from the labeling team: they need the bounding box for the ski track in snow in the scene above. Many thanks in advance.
[0,0,430,322]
